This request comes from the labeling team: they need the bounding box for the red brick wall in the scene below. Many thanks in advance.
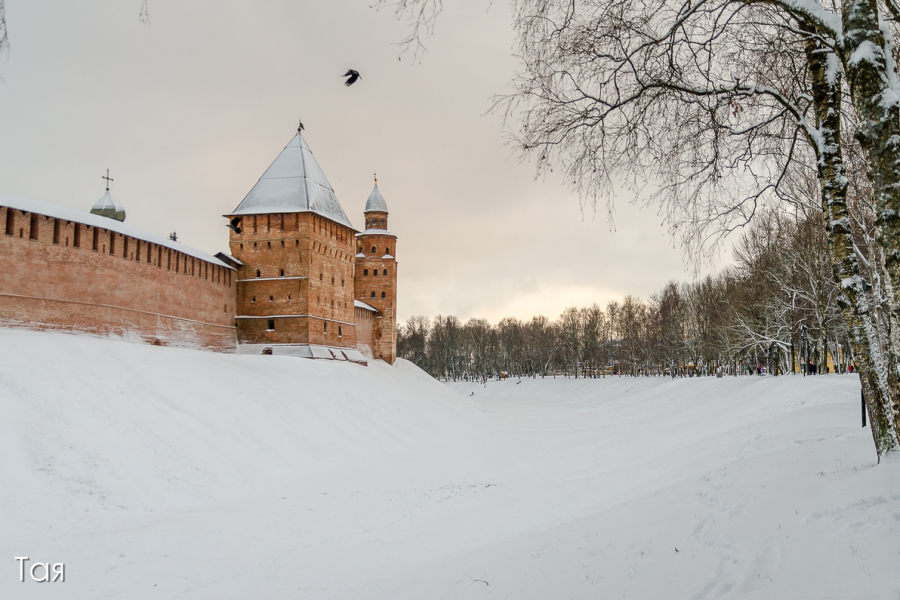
[354,231,397,363]
[0,206,237,351]
[229,212,358,347]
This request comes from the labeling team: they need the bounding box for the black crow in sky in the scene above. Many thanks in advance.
[342,69,361,86]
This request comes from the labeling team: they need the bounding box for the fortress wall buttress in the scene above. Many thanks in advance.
[0,205,237,351]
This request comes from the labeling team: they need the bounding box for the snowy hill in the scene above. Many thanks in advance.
[0,328,897,599]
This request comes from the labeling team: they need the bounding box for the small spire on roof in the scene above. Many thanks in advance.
[102,169,114,192]
[298,118,305,133]
[374,172,377,185]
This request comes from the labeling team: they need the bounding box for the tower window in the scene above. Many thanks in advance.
[371,246,376,254]
[281,240,285,247]
[383,269,387,275]
[381,291,386,298]
[371,291,375,298]
[254,243,257,250]
[364,269,368,276]
[267,241,271,250]
[374,270,378,276]
[269,296,274,302]
[380,218,385,228]
[320,273,323,280]
[331,276,334,284]
[252,296,256,303]
[385,247,389,254]
[280,269,284,277]
[257,270,261,278]
[296,240,299,247]
[267,319,275,330]
[338,326,342,338]
[324,321,328,333]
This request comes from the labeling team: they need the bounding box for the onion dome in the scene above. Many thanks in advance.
[90,190,126,222]
[364,183,388,213]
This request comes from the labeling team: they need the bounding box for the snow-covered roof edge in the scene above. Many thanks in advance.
[356,228,395,237]
[354,300,379,312]
[0,193,233,269]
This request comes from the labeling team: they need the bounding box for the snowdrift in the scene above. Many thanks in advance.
[0,328,897,599]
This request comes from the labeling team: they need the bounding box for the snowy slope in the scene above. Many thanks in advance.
[0,328,897,599]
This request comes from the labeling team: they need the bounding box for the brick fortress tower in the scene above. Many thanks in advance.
[354,178,398,364]
[224,126,364,360]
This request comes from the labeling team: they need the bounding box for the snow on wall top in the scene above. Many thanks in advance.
[0,192,233,269]
[364,183,388,213]
[226,133,353,229]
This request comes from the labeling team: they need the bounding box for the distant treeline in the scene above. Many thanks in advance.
[398,210,854,380]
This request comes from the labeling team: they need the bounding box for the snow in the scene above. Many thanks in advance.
[1,328,898,599]
[848,40,881,67]
[0,193,233,269]
[358,228,395,236]
[354,299,378,311]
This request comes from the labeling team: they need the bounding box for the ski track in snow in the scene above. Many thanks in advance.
[0,328,898,599]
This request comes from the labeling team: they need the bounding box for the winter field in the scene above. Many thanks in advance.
[0,328,898,599]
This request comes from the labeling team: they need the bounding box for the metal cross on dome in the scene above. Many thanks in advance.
[102,169,114,191]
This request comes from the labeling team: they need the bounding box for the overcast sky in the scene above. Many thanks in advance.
[0,0,728,324]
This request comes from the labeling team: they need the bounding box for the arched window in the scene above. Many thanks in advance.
[280,269,284,277]
[381,291,386,298]
[374,270,378,276]
[371,291,375,298]
[383,269,387,276]
[371,246,376,254]
[267,241,271,249]
[385,247,389,254]
[380,218,385,228]
[256,270,261,278]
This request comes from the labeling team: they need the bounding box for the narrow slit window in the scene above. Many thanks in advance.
[93,228,99,252]
[267,319,275,331]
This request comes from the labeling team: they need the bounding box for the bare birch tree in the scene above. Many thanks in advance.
[381,0,900,458]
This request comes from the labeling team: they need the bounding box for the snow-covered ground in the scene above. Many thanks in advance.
[0,328,897,599]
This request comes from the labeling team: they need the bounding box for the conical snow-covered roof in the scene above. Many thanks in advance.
[364,183,388,213]
[226,133,352,228]
[90,190,126,222]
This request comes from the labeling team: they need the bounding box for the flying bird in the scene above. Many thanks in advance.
[342,69,361,86]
